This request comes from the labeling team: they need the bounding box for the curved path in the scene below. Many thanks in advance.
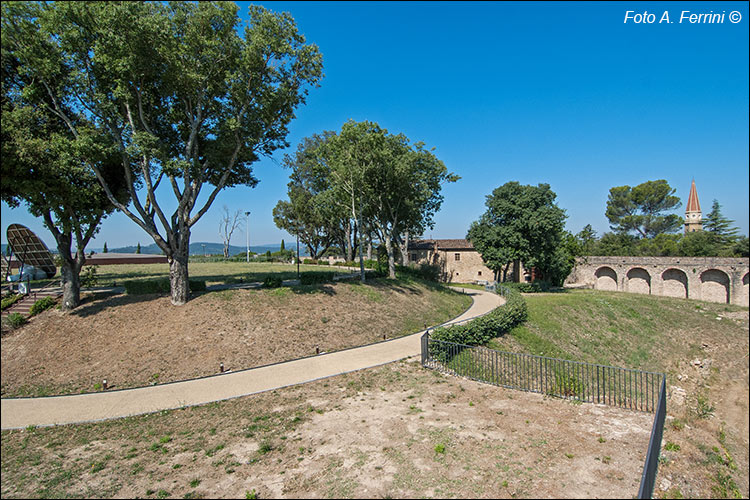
[1,287,504,429]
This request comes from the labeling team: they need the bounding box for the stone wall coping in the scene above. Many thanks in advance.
[574,256,749,267]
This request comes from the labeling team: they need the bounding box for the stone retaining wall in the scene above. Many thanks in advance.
[566,256,749,306]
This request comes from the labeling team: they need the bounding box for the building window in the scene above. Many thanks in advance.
[411,253,417,262]
[455,253,460,261]
[477,271,482,276]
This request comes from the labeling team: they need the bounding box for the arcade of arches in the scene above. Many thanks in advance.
[567,256,749,306]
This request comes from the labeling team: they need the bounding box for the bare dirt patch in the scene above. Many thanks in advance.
[1,359,652,499]
[1,279,470,396]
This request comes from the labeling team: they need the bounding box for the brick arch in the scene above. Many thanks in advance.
[594,266,617,291]
[742,273,749,307]
[700,269,730,304]
[662,268,688,299]
[626,267,651,295]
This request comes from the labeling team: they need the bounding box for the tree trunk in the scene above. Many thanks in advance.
[53,232,84,312]
[60,259,82,311]
[345,223,353,262]
[169,247,190,306]
[367,239,372,261]
[384,236,396,279]
[399,231,409,266]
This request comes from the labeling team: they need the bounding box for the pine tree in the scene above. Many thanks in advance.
[280,239,285,251]
[103,242,108,253]
[704,200,738,243]
[136,242,141,254]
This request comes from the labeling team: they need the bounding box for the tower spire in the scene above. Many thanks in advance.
[684,179,702,233]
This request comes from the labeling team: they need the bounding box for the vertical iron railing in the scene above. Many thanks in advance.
[420,332,668,498]
[637,377,667,499]
[420,333,664,413]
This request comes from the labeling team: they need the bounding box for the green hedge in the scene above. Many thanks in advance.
[299,272,335,285]
[263,276,283,288]
[431,287,527,347]
[123,279,207,295]
[396,263,442,282]
[29,296,57,316]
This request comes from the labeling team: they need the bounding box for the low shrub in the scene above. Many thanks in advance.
[430,287,527,361]
[362,259,377,269]
[1,293,22,311]
[123,279,207,295]
[302,258,318,265]
[299,272,335,285]
[7,312,27,329]
[29,296,57,316]
[80,265,99,288]
[263,276,283,288]
[317,261,330,266]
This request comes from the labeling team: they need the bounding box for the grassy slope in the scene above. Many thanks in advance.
[1,275,471,397]
[488,289,745,373]
[489,289,749,499]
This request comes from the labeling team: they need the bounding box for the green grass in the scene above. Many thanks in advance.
[487,289,747,373]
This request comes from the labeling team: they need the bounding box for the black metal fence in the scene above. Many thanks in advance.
[637,377,667,499]
[421,333,664,413]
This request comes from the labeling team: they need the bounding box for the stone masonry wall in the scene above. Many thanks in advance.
[566,256,750,306]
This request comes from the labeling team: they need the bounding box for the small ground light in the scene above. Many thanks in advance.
[316,346,320,355]
[102,379,107,390]
[220,363,224,373]
[383,334,386,340]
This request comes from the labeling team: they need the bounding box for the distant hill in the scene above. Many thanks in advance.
[2,241,310,257]
[108,242,306,256]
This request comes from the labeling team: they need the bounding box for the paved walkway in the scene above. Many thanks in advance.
[0,287,503,429]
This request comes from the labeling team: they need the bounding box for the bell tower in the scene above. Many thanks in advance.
[684,179,702,233]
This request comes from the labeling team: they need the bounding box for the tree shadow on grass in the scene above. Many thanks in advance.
[71,290,165,318]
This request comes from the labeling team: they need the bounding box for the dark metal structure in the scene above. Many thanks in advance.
[6,224,56,278]
[421,334,664,412]
[637,377,667,499]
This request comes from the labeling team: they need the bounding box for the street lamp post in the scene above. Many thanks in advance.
[245,211,251,263]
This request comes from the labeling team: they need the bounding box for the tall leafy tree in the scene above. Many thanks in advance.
[605,180,682,238]
[2,1,130,311]
[467,182,567,284]
[328,120,457,279]
[22,1,322,305]
[273,132,341,260]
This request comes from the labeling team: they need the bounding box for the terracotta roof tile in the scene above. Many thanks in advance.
[407,239,474,250]
[686,180,701,213]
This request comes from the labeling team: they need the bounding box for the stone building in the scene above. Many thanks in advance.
[684,179,702,233]
[406,239,527,283]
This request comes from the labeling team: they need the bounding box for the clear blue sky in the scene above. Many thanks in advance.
[2,1,748,250]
